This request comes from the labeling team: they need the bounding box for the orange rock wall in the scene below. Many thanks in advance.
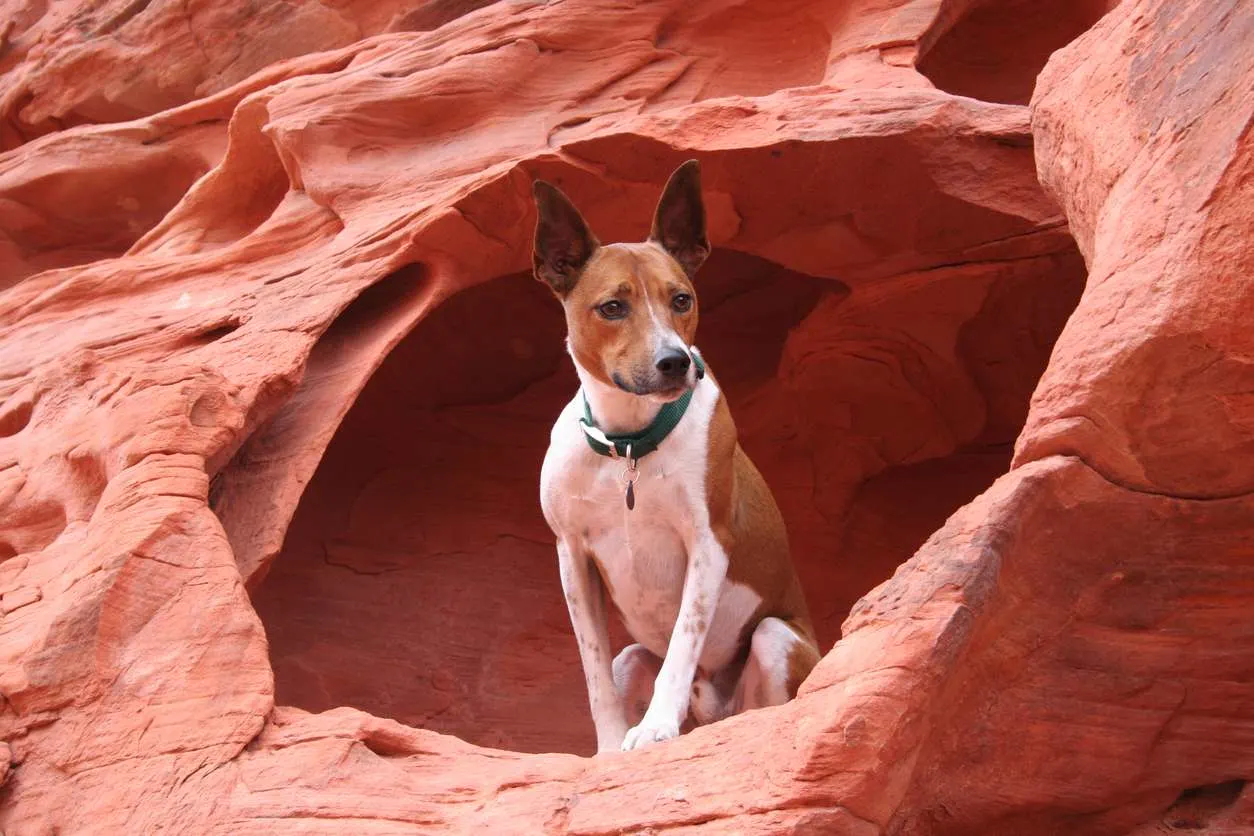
[2,0,1252,832]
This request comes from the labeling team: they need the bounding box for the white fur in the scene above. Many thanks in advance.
[736,617,810,713]
[540,347,765,753]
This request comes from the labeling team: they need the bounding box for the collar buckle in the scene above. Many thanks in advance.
[579,420,619,458]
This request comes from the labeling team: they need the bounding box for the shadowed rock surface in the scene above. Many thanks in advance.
[1,0,1251,831]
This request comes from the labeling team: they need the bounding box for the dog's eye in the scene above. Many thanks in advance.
[597,300,628,320]
[672,293,694,313]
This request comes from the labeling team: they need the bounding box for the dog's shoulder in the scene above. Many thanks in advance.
[542,393,588,463]
[539,393,591,530]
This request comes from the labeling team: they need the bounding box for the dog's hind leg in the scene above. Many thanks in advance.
[613,644,662,726]
[689,665,739,726]
[734,617,820,712]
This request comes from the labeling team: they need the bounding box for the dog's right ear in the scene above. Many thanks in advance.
[532,180,599,295]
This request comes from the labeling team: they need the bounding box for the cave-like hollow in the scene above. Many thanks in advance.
[917,0,1114,105]
[248,245,1086,756]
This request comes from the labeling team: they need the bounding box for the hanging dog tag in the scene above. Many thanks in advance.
[622,445,638,511]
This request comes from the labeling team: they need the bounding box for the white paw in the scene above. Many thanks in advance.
[621,717,680,751]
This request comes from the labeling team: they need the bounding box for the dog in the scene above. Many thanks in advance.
[533,160,820,753]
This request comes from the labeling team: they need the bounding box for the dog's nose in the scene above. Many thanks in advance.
[655,349,692,379]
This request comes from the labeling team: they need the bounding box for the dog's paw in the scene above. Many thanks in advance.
[621,718,680,751]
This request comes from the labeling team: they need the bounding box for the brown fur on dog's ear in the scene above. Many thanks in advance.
[532,180,599,295]
[650,160,711,277]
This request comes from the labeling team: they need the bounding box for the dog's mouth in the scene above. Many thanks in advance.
[611,372,694,400]
[648,385,690,403]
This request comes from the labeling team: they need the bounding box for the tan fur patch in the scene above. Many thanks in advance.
[785,629,820,698]
[563,243,697,392]
[704,381,819,650]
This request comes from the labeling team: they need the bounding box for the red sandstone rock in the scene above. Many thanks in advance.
[0,0,497,150]
[0,0,1250,832]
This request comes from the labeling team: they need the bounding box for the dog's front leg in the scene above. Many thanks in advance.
[621,529,728,751]
[557,539,629,753]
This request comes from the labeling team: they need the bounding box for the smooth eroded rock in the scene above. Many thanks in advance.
[2,0,1251,831]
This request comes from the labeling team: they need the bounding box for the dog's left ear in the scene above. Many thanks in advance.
[650,159,711,277]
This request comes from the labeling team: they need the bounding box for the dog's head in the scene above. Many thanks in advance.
[531,160,711,401]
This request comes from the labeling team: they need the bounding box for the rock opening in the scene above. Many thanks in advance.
[249,244,1085,755]
[917,0,1113,105]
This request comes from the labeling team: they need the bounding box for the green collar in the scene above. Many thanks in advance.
[579,352,706,461]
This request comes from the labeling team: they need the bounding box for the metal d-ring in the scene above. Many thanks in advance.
[621,444,638,484]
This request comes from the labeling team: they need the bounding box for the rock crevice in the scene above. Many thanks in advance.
[2,0,1252,832]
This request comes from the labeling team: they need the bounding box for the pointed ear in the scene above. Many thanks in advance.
[649,159,710,277]
[532,180,599,295]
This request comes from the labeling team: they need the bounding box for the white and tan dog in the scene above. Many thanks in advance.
[533,161,819,753]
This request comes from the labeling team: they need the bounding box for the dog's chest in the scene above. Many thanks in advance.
[541,390,715,653]
[580,454,693,649]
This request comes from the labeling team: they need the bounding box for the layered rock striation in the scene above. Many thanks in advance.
[2,0,1251,832]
